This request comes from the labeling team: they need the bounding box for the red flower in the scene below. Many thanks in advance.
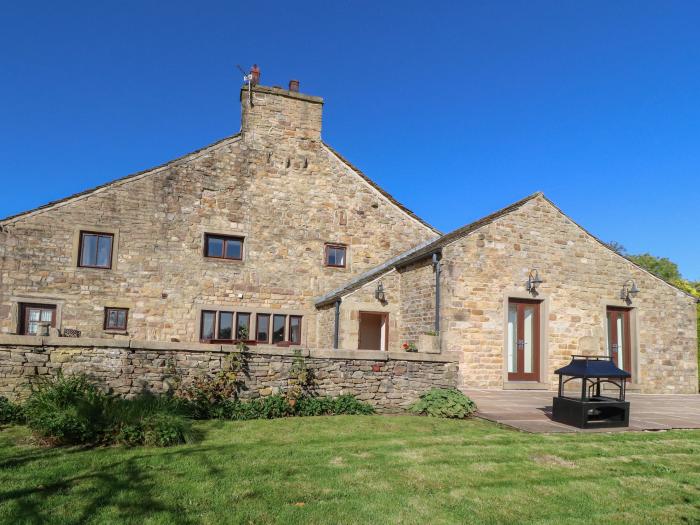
[402,342,408,349]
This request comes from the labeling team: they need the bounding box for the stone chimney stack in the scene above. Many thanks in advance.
[240,75,323,142]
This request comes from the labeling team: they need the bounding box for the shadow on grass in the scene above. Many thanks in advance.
[0,439,218,524]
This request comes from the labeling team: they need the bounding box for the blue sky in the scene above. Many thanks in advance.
[1,1,698,280]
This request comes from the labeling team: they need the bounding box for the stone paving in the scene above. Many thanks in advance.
[466,389,700,433]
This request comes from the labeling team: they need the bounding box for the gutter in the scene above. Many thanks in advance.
[432,251,441,334]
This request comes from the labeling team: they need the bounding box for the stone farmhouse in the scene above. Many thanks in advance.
[0,78,697,407]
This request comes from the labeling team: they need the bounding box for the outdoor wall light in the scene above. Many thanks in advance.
[620,279,640,302]
[375,281,386,302]
[526,269,543,293]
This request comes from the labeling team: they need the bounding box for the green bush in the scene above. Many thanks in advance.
[409,388,476,419]
[209,394,374,420]
[24,375,193,447]
[295,396,336,416]
[332,394,376,415]
[24,374,109,444]
[0,396,25,425]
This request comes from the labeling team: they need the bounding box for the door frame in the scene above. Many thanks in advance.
[604,304,639,384]
[502,292,549,389]
[358,311,388,351]
[507,298,542,382]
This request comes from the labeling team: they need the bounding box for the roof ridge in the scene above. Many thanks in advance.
[0,133,241,224]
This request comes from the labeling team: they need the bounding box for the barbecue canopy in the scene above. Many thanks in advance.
[555,356,631,379]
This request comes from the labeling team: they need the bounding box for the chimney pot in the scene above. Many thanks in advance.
[289,79,300,92]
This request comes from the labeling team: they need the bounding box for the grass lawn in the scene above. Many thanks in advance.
[1,416,699,525]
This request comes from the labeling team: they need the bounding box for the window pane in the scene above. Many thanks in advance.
[117,310,127,327]
[40,309,53,322]
[289,316,301,344]
[218,312,233,339]
[272,315,286,343]
[207,237,224,257]
[327,246,345,266]
[507,305,517,373]
[237,313,251,339]
[201,311,216,340]
[107,310,119,328]
[523,306,534,374]
[29,309,41,322]
[256,314,270,342]
[81,234,97,266]
[96,236,112,267]
[28,322,38,335]
[225,239,242,259]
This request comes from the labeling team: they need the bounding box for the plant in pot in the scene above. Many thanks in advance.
[402,342,418,352]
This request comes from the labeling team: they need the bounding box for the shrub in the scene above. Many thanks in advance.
[332,394,375,415]
[24,374,109,445]
[409,388,476,419]
[0,396,25,425]
[295,396,336,417]
[24,375,193,447]
[111,394,194,447]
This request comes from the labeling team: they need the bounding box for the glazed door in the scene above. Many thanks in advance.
[606,307,632,375]
[507,300,541,381]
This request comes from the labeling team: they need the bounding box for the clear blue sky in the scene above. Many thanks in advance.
[1,1,698,280]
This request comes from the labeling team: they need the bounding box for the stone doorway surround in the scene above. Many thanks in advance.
[466,389,700,433]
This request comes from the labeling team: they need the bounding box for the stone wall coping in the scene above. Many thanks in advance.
[0,334,44,346]
[388,351,461,363]
[310,348,389,361]
[0,335,458,363]
[44,336,131,348]
[130,340,222,352]
[221,344,309,357]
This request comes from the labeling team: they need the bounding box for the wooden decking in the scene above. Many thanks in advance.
[466,389,700,433]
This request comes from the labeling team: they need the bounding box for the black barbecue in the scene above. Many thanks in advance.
[552,355,631,429]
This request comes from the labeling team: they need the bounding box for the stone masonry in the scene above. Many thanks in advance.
[0,336,458,412]
[0,84,438,343]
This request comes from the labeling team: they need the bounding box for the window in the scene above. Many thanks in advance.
[201,310,216,341]
[218,312,234,339]
[272,315,286,343]
[200,310,302,344]
[325,244,346,268]
[204,234,243,260]
[19,303,56,335]
[289,316,302,345]
[104,308,128,331]
[236,313,251,340]
[256,314,270,343]
[79,232,113,268]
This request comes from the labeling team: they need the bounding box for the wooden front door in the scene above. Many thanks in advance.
[507,299,541,381]
[607,307,632,375]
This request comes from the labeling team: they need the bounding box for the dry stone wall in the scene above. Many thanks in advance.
[0,337,458,412]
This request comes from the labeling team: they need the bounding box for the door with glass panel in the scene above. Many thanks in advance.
[606,307,631,376]
[507,299,541,381]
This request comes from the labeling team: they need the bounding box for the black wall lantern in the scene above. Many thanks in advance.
[526,269,543,294]
[374,281,386,303]
[620,279,640,303]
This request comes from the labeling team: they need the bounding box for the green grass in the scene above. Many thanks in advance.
[1,417,699,525]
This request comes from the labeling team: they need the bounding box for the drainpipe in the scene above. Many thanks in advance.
[333,299,341,349]
[432,252,441,334]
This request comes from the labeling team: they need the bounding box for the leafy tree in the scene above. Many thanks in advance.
[626,253,682,282]
[605,241,627,255]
